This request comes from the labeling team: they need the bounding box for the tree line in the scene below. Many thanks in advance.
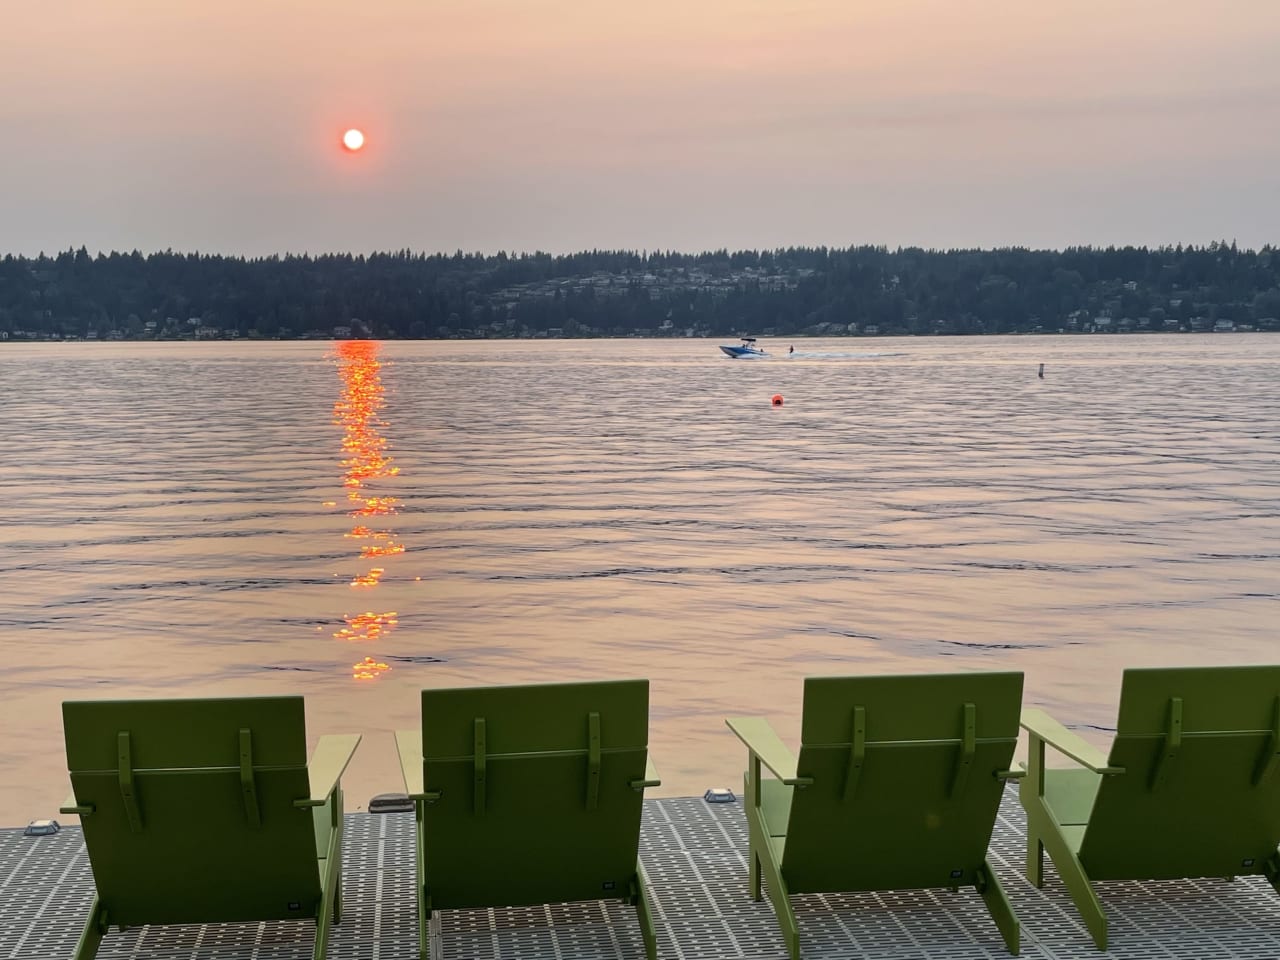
[1,243,1278,340]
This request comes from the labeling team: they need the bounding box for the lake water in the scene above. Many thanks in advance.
[1,335,1278,825]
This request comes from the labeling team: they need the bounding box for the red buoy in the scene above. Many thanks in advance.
[771,394,784,406]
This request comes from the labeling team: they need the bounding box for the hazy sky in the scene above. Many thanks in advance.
[3,0,1278,256]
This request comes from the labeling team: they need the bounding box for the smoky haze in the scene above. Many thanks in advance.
[2,0,1278,256]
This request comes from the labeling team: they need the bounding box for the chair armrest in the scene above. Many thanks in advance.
[394,729,442,801]
[296,734,362,808]
[60,790,93,816]
[725,716,813,786]
[1021,708,1124,775]
[630,755,661,791]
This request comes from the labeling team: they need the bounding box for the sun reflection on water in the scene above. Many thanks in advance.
[331,340,399,680]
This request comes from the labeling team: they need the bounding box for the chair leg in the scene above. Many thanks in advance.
[1025,831,1045,888]
[314,847,339,960]
[743,769,799,958]
[750,818,798,957]
[314,895,333,960]
[632,862,659,960]
[1039,828,1108,950]
[333,785,345,926]
[976,861,1020,955]
[742,772,762,902]
[1264,852,1279,896]
[761,860,800,960]
[73,896,107,960]
[314,786,345,960]
[416,800,430,960]
[1019,767,1046,889]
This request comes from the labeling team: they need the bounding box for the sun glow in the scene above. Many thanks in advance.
[342,128,365,152]
[331,339,399,680]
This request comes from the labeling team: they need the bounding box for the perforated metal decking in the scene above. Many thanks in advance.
[3,788,1278,960]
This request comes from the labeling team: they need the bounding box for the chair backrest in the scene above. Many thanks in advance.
[418,679,649,909]
[1079,665,1280,880]
[781,672,1022,894]
[63,696,321,926]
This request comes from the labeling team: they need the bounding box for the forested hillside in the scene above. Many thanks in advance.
[2,243,1277,340]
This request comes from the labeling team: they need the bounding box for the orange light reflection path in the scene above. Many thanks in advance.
[331,340,400,681]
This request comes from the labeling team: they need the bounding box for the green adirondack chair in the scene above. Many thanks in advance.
[60,696,361,960]
[726,671,1025,959]
[1021,664,1280,950]
[395,679,661,960]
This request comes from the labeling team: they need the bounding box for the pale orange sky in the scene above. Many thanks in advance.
[2,0,1278,255]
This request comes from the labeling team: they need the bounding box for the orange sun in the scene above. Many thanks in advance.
[342,128,365,152]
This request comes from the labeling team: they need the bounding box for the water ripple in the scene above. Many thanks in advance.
[1,335,1278,817]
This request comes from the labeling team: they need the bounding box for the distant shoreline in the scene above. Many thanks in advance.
[3,245,1277,341]
[4,328,1280,345]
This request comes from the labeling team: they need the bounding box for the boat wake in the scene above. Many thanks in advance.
[787,351,902,359]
